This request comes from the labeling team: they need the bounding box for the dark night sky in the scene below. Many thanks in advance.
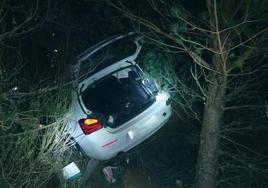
[16,1,131,84]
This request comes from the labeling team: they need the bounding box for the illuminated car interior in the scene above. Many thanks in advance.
[81,66,154,128]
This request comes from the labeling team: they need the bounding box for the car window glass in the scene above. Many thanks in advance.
[79,36,137,79]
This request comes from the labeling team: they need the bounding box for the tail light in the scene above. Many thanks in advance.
[79,118,102,135]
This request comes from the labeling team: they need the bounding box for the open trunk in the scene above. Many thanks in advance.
[81,66,155,128]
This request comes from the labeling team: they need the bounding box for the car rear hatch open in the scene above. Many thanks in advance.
[76,32,142,85]
[81,65,155,128]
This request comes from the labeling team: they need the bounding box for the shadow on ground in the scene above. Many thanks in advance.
[85,116,200,188]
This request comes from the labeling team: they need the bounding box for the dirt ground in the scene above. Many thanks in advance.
[83,117,199,188]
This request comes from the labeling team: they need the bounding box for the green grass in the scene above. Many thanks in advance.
[0,83,87,188]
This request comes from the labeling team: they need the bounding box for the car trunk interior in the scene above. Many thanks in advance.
[81,69,154,128]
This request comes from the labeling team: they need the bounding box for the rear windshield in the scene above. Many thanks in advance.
[81,66,154,128]
[79,35,137,80]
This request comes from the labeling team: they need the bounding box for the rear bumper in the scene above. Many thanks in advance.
[76,91,171,160]
[122,106,171,152]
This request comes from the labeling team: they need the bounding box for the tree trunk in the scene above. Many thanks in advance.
[194,72,226,188]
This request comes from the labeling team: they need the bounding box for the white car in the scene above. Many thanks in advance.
[67,32,171,160]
